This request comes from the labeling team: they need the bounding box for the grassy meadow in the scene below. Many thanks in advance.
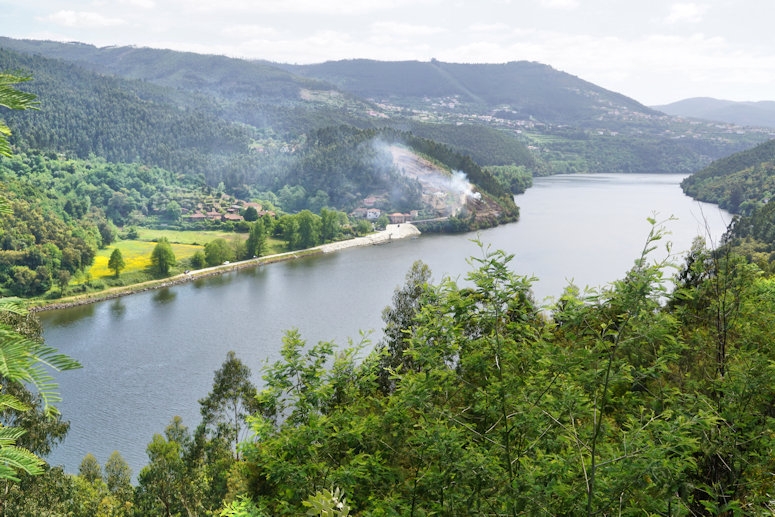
[88,239,203,279]
[86,229,285,281]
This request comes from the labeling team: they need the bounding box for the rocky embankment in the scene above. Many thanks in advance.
[318,223,420,252]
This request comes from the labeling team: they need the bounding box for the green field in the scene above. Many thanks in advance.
[135,228,245,245]
[89,239,203,279]
[87,229,285,279]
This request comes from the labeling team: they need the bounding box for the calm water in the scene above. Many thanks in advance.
[41,173,731,476]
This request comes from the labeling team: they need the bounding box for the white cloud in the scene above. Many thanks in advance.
[466,23,511,34]
[539,0,579,9]
[119,0,156,7]
[221,25,280,40]
[664,3,708,24]
[44,10,126,28]
[371,22,447,37]
[169,0,440,15]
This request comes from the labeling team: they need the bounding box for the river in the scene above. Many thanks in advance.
[41,173,731,476]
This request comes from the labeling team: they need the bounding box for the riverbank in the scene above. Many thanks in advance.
[30,223,420,312]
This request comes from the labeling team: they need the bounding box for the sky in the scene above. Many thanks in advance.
[1,0,774,106]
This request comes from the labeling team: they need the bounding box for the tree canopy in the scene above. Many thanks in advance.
[150,237,175,276]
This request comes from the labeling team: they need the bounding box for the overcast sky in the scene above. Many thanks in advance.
[2,0,773,106]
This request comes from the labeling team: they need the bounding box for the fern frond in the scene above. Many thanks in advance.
[0,393,30,412]
[0,445,45,480]
[0,327,81,415]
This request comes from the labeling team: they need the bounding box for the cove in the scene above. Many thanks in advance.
[41,173,731,476]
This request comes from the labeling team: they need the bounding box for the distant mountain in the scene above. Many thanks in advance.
[0,37,770,181]
[284,59,660,127]
[654,97,775,128]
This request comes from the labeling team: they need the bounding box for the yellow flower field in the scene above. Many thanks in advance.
[89,240,203,278]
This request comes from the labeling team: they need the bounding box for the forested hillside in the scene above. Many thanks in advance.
[681,137,775,274]
[1,37,769,175]
[0,48,262,191]
[286,59,652,124]
[681,138,775,214]
[7,230,775,515]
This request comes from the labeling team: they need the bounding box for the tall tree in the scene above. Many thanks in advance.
[319,207,341,243]
[295,210,321,250]
[204,238,235,267]
[104,450,134,512]
[108,248,126,278]
[136,417,202,517]
[150,237,176,276]
[245,218,268,258]
[198,351,259,459]
[377,260,431,393]
[78,453,102,484]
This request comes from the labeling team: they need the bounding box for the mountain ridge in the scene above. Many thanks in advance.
[0,37,770,180]
[653,97,775,128]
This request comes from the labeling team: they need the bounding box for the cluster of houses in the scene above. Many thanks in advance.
[184,201,269,223]
[184,195,417,225]
[349,206,419,224]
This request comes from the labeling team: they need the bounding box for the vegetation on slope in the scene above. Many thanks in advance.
[681,138,775,214]
[7,227,775,515]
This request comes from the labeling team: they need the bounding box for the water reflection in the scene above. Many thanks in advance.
[152,288,177,304]
[193,272,235,289]
[41,303,95,327]
[109,299,126,319]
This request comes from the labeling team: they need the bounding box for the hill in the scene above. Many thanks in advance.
[654,97,775,128]
[284,59,655,126]
[681,138,775,214]
[1,38,769,176]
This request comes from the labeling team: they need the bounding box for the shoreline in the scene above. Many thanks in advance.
[29,223,420,313]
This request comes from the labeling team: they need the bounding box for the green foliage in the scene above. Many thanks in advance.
[242,206,259,222]
[220,496,266,517]
[682,138,775,213]
[104,450,132,499]
[0,72,38,157]
[78,453,102,484]
[377,260,431,393]
[303,487,351,516]
[484,164,533,194]
[150,237,176,276]
[0,47,259,192]
[198,351,259,458]
[244,219,268,258]
[190,249,207,269]
[205,238,236,266]
[230,223,775,515]
[136,416,206,516]
[107,248,125,278]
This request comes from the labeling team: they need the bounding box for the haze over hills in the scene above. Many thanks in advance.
[653,97,775,128]
[0,36,772,183]
[282,59,655,126]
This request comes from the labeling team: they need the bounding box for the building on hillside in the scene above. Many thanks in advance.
[366,208,381,220]
[389,212,407,224]
[350,207,368,219]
